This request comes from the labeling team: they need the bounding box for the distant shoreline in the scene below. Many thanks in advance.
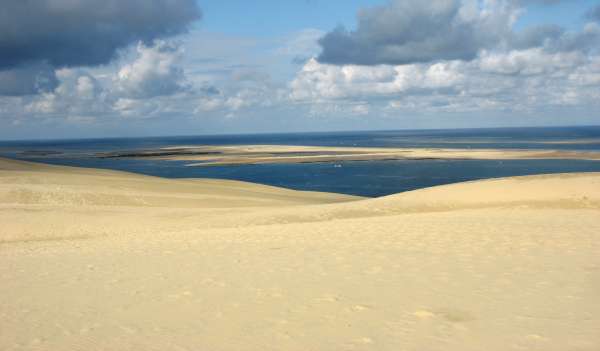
[91,144,600,166]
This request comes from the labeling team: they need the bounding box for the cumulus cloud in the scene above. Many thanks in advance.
[317,0,600,67]
[505,22,598,57]
[291,49,600,114]
[3,0,599,133]
[116,40,189,99]
[24,69,110,117]
[478,48,585,76]
[317,0,516,65]
[0,0,200,96]
[290,58,463,101]
[0,0,200,69]
[293,0,600,119]
[568,56,600,86]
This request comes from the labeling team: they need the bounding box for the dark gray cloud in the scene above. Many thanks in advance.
[0,0,200,69]
[317,0,510,66]
[0,0,200,96]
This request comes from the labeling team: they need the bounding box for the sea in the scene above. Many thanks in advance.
[2,126,600,197]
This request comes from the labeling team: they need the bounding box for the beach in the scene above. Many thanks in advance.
[1,156,599,350]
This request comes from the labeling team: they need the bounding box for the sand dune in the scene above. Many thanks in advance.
[1,157,599,350]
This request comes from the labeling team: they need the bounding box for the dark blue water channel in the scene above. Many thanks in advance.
[2,126,600,197]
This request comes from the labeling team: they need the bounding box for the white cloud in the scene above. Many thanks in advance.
[75,76,99,99]
[195,96,224,113]
[351,104,370,115]
[290,58,463,101]
[3,1,600,137]
[568,56,600,86]
[23,69,110,118]
[478,48,585,75]
[115,40,189,99]
[290,48,600,115]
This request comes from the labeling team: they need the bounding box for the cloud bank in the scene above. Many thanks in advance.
[317,0,599,67]
[292,0,600,118]
[2,0,600,138]
[0,0,200,95]
[317,0,516,65]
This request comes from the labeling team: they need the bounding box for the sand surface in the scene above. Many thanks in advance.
[1,157,600,350]
[94,144,600,166]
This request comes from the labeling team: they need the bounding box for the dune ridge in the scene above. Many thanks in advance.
[1,157,599,350]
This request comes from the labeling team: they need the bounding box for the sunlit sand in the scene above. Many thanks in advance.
[1,157,599,350]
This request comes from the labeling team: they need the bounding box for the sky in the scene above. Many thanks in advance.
[0,0,599,140]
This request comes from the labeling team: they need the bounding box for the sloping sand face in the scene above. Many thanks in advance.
[1,157,599,351]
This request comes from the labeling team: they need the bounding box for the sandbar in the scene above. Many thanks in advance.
[93,144,600,166]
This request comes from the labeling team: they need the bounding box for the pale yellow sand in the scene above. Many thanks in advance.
[1,157,599,351]
[95,144,600,165]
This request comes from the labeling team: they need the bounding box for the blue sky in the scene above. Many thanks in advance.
[197,0,597,37]
[515,0,598,30]
[198,0,597,35]
[0,0,599,139]
[197,0,382,35]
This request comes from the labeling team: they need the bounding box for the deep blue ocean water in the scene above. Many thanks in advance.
[2,126,600,197]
